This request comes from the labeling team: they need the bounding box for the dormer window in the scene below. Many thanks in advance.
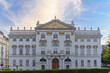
[66,34,70,39]
[41,33,45,38]
[53,34,58,38]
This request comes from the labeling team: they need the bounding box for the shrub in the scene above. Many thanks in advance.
[0,68,109,73]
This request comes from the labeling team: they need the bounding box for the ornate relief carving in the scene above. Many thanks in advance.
[32,45,36,48]
[37,32,40,35]
[47,32,52,35]
[71,32,74,35]
[59,32,64,35]
[41,23,68,29]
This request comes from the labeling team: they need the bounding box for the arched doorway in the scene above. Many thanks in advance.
[65,58,71,69]
[40,58,46,70]
[52,58,59,69]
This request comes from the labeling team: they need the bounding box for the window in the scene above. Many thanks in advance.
[26,60,29,67]
[19,60,23,66]
[32,60,36,66]
[94,60,97,66]
[41,51,45,55]
[19,38,23,41]
[66,34,70,39]
[32,38,36,41]
[81,60,84,67]
[75,38,78,42]
[13,60,16,66]
[53,51,57,54]
[81,39,84,42]
[75,48,78,55]
[87,48,91,55]
[53,34,58,38]
[13,38,16,41]
[41,33,45,38]
[75,60,78,67]
[66,51,70,55]
[80,48,84,55]
[87,38,90,42]
[94,48,97,55]
[26,48,29,55]
[87,60,90,67]
[13,48,16,55]
[19,48,23,55]
[93,38,97,42]
[32,48,36,55]
[26,38,29,41]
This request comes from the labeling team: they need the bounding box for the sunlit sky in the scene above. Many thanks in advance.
[0,0,110,45]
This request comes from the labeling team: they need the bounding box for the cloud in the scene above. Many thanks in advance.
[0,0,11,10]
[1,0,83,28]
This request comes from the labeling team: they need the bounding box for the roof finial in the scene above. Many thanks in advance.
[54,16,56,20]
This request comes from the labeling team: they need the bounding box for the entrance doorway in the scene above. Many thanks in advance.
[41,65,45,70]
[66,65,69,69]
[52,58,59,69]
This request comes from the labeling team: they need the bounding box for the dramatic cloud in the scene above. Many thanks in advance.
[0,0,83,29]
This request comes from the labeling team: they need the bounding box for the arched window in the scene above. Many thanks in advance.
[41,33,45,38]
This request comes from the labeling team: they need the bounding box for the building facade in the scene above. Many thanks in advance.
[0,31,9,68]
[9,19,102,70]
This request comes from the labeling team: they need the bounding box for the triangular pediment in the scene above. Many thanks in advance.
[41,22,69,28]
[36,19,76,30]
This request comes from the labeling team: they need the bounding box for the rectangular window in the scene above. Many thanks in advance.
[94,48,97,55]
[75,38,78,42]
[66,51,70,55]
[13,60,16,66]
[13,48,16,55]
[87,38,90,42]
[53,51,57,54]
[87,48,91,56]
[32,38,36,41]
[87,60,90,67]
[81,39,84,42]
[19,60,23,66]
[93,38,97,42]
[26,38,29,41]
[75,48,78,55]
[80,48,84,55]
[19,48,23,55]
[94,60,97,67]
[32,48,36,55]
[41,51,45,55]
[13,38,16,41]
[19,38,23,41]
[81,60,84,67]
[33,60,36,66]
[26,60,29,67]
[26,48,29,55]
[75,60,78,67]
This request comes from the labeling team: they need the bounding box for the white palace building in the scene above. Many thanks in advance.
[9,18,102,70]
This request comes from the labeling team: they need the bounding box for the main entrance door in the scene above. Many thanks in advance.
[52,58,59,69]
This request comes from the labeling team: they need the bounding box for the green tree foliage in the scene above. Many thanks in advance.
[101,34,110,64]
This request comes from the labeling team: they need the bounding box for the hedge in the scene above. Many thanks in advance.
[0,68,110,73]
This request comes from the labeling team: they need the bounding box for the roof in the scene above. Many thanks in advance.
[36,19,76,30]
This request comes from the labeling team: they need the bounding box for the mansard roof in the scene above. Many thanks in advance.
[35,19,76,30]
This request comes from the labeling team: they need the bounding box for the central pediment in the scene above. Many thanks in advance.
[35,19,76,30]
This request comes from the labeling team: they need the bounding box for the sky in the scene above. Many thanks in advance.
[0,0,110,45]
